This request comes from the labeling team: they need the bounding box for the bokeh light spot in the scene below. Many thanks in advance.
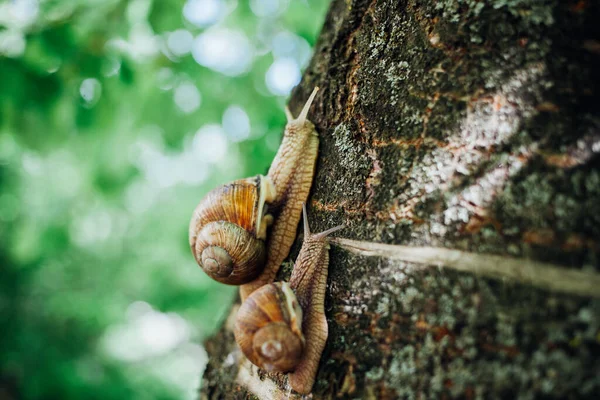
[192,28,253,76]
[250,0,288,17]
[265,57,300,96]
[0,0,39,30]
[0,30,26,58]
[70,209,113,248]
[192,124,228,163]
[167,29,194,57]
[102,303,191,362]
[174,82,201,113]
[101,56,121,77]
[80,78,102,107]
[183,0,225,27]
[156,68,176,90]
[127,0,152,23]
[272,30,312,67]
[125,180,158,213]
[222,105,251,142]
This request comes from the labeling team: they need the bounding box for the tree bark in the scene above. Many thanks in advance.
[200,0,600,398]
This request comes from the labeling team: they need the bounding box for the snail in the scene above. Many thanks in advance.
[189,87,321,298]
[234,204,344,394]
[234,281,304,373]
[188,175,275,284]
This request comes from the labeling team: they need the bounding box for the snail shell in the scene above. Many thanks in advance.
[189,175,275,285]
[234,282,305,372]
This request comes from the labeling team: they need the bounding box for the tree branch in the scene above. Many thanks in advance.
[331,238,600,298]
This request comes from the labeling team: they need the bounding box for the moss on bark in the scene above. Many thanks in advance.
[200,0,600,398]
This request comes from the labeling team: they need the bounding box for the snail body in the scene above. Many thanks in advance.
[239,87,321,299]
[235,204,343,394]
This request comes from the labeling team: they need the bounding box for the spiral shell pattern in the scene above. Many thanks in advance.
[234,282,304,372]
[189,176,271,285]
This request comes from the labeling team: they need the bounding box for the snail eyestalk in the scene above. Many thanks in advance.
[296,87,319,126]
[302,203,310,236]
[313,224,345,241]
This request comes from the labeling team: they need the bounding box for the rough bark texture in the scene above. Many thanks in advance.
[200,0,600,398]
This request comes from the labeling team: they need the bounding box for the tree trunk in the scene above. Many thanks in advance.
[200,0,600,398]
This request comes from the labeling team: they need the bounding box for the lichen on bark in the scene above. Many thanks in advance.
[200,0,600,398]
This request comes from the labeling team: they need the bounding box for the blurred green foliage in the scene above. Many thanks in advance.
[0,0,329,398]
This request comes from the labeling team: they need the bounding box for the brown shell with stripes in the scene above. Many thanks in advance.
[234,282,304,372]
[188,175,274,285]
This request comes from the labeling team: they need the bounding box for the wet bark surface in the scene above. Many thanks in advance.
[200,0,600,398]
